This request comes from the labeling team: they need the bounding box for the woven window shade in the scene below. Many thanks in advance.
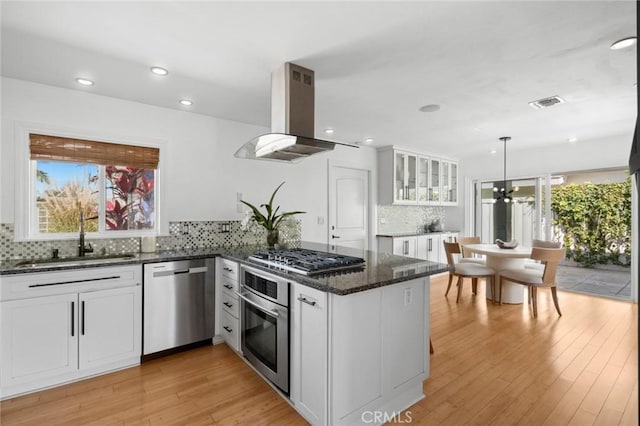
[29,133,159,169]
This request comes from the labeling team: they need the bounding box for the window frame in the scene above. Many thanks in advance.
[15,122,167,241]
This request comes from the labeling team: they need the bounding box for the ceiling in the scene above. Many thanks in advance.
[1,1,637,159]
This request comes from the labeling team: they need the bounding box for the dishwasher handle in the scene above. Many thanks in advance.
[152,266,208,278]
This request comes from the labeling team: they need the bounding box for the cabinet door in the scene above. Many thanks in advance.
[1,293,78,388]
[394,151,417,203]
[442,160,451,202]
[392,237,417,258]
[221,310,240,352]
[291,283,328,426]
[429,158,441,203]
[417,156,430,203]
[425,235,441,262]
[416,236,428,260]
[449,162,458,204]
[78,286,141,371]
[383,279,426,390]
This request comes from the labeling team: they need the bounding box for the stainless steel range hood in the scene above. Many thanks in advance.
[235,63,357,163]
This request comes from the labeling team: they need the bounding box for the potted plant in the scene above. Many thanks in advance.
[240,182,305,247]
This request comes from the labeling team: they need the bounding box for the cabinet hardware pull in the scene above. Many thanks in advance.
[81,301,85,336]
[223,302,233,308]
[404,240,409,255]
[223,284,233,290]
[428,239,432,251]
[223,267,233,272]
[223,326,232,333]
[28,275,121,288]
[71,301,75,337]
[298,297,316,306]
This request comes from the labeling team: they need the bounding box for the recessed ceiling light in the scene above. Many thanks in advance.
[489,149,497,155]
[418,104,441,113]
[75,78,94,86]
[324,128,334,134]
[364,138,374,144]
[568,137,578,143]
[610,36,637,50]
[179,99,193,106]
[150,66,169,76]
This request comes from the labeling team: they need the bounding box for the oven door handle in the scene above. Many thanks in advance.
[235,291,280,318]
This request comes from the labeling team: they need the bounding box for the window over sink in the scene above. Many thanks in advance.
[15,127,164,240]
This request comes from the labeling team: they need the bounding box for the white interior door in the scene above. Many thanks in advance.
[329,165,369,250]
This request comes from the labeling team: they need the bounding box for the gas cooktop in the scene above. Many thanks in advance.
[248,248,366,276]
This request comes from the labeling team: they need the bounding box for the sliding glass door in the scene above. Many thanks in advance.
[475,177,543,245]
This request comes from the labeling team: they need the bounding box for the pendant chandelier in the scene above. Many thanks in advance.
[493,136,518,203]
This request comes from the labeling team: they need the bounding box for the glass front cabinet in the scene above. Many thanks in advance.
[394,151,418,203]
[379,147,458,206]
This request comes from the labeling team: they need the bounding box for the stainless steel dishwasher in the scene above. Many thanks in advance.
[143,258,214,357]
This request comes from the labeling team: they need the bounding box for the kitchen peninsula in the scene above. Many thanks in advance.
[1,242,449,426]
[222,242,449,426]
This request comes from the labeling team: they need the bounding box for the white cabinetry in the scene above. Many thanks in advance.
[378,147,458,206]
[379,232,458,263]
[290,278,430,426]
[79,286,140,370]
[418,234,441,262]
[216,258,241,352]
[0,265,141,399]
[393,236,417,257]
[291,283,328,426]
[440,160,458,205]
[377,236,418,258]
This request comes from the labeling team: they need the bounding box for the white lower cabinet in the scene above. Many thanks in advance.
[0,265,142,399]
[78,286,141,370]
[377,236,418,258]
[216,258,241,352]
[290,278,430,425]
[1,293,79,388]
[290,283,328,426]
[221,309,240,352]
[418,234,441,262]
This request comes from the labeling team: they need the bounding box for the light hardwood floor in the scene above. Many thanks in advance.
[1,274,637,425]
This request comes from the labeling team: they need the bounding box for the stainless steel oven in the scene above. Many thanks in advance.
[237,265,289,393]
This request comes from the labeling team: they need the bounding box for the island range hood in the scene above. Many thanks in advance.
[235,62,357,163]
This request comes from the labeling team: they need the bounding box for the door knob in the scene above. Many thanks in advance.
[332,235,341,239]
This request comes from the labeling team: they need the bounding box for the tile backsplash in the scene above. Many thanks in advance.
[0,218,301,261]
[377,205,445,234]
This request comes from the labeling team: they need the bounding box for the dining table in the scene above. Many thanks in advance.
[462,243,533,304]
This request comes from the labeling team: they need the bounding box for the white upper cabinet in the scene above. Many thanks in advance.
[393,150,418,203]
[441,160,458,205]
[379,147,458,206]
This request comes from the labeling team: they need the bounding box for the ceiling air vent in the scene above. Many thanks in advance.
[528,95,566,109]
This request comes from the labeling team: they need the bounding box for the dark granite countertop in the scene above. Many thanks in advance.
[376,230,460,238]
[0,242,450,296]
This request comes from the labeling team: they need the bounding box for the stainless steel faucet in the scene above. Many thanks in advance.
[78,204,94,257]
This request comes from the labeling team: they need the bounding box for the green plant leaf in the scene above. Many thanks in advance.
[240,182,305,232]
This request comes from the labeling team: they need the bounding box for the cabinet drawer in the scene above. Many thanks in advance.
[220,276,239,293]
[221,310,240,352]
[1,265,142,301]
[220,259,238,281]
[221,290,239,319]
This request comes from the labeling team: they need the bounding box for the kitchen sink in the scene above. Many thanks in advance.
[14,253,137,269]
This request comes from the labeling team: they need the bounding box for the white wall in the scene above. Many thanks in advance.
[0,78,377,244]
